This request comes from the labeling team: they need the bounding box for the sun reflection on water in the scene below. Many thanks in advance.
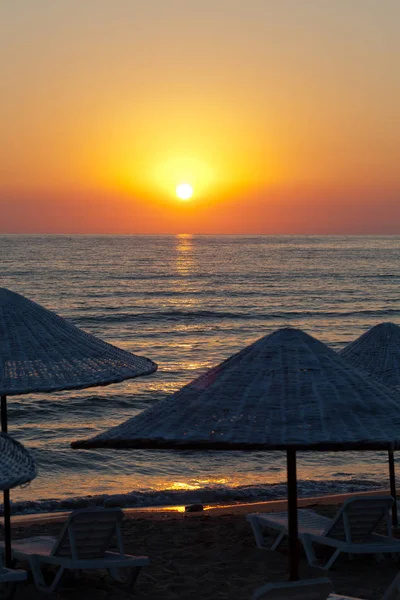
[175,233,194,277]
[167,481,200,491]
[166,477,233,491]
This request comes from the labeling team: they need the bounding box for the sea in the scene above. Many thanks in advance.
[1,234,399,514]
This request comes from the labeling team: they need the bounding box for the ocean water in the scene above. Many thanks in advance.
[0,234,399,514]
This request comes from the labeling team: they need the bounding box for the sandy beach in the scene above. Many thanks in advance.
[7,492,400,600]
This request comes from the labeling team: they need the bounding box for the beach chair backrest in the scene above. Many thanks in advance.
[324,495,393,542]
[51,508,124,560]
[252,577,333,600]
[383,572,400,600]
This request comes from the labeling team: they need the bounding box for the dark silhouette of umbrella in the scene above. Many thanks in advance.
[340,322,400,526]
[0,432,37,598]
[340,322,400,391]
[72,327,400,580]
[0,287,157,566]
[0,432,37,491]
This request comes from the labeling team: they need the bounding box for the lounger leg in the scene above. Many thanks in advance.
[302,535,341,571]
[301,535,318,567]
[30,558,66,594]
[322,549,341,571]
[109,566,142,588]
[248,519,267,550]
[271,531,286,551]
[28,557,47,590]
[248,518,284,551]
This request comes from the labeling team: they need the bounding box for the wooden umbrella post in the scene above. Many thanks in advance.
[1,395,12,567]
[287,448,299,581]
[389,450,398,528]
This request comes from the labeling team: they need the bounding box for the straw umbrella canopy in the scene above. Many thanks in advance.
[72,327,400,581]
[0,287,157,396]
[0,433,37,598]
[0,432,37,491]
[340,322,400,525]
[340,322,400,391]
[0,287,157,565]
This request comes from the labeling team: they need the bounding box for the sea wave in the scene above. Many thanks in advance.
[4,478,387,516]
[73,308,400,325]
[8,394,142,419]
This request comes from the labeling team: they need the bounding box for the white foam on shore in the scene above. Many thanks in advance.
[3,478,387,516]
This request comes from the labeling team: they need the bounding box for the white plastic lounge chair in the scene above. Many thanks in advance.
[253,571,400,600]
[247,495,400,570]
[3,508,149,594]
[247,508,326,552]
[329,571,400,599]
[252,577,333,599]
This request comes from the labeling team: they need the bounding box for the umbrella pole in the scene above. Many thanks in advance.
[389,450,398,528]
[286,449,299,581]
[1,395,12,567]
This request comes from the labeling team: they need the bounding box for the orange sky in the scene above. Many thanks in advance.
[1,0,399,234]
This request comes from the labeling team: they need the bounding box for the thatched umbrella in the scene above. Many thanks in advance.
[340,322,400,525]
[0,432,37,491]
[72,327,400,581]
[0,287,157,566]
[340,322,400,391]
[0,433,37,595]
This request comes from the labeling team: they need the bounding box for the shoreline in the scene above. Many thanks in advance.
[10,487,391,526]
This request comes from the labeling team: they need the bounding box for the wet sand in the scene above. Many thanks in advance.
[8,491,399,600]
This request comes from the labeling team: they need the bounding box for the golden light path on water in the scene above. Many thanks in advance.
[175,233,195,278]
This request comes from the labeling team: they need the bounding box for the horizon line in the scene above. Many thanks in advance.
[1,232,400,237]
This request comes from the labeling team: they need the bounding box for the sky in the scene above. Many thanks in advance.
[1,0,399,234]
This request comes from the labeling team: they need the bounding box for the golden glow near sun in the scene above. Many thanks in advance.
[176,183,193,200]
[149,156,215,201]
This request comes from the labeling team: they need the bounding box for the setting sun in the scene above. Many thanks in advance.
[176,183,193,200]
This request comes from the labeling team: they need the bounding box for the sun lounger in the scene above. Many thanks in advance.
[252,571,400,600]
[247,495,400,570]
[252,577,333,599]
[247,508,329,551]
[2,507,149,594]
[329,571,400,599]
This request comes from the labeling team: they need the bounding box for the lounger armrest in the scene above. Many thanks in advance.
[301,532,400,553]
[0,568,27,583]
[329,595,362,600]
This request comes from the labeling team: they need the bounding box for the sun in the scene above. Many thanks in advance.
[176,183,193,200]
